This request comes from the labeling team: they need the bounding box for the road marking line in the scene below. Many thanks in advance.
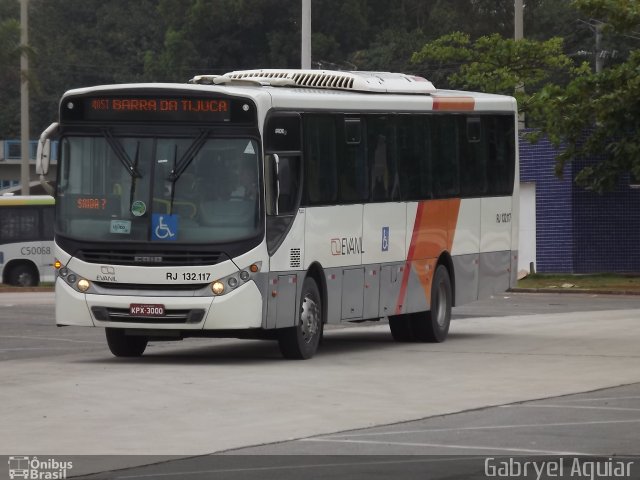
[325,419,640,438]
[116,456,487,479]
[501,404,640,412]
[557,396,640,402]
[0,347,69,351]
[0,335,102,344]
[300,438,589,455]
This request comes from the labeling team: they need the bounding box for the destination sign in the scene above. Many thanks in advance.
[59,92,259,124]
[82,96,231,122]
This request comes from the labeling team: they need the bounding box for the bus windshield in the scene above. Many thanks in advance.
[56,134,261,244]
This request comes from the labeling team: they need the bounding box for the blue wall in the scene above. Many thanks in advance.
[519,131,640,273]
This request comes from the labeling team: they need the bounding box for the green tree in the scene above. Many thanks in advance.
[531,0,640,192]
[0,0,22,138]
[28,0,165,134]
[411,32,583,116]
[411,0,640,192]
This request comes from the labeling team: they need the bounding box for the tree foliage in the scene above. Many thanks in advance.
[411,32,583,115]
[0,0,634,167]
[411,0,640,192]
[530,0,640,192]
[0,0,22,137]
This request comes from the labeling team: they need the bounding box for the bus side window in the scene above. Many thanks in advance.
[396,115,431,200]
[431,115,460,198]
[368,116,400,202]
[42,207,55,239]
[339,117,368,203]
[460,116,487,197]
[303,115,337,206]
[486,115,515,196]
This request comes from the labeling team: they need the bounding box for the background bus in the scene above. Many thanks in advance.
[0,195,55,286]
[37,69,518,359]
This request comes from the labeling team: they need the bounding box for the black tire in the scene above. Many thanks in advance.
[411,265,452,342]
[105,328,148,357]
[389,314,414,342]
[8,263,39,287]
[277,277,323,359]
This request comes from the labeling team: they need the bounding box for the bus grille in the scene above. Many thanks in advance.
[91,306,205,324]
[93,282,209,292]
[77,249,225,266]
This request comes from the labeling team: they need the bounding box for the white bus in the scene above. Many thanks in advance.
[37,69,518,359]
[0,195,55,286]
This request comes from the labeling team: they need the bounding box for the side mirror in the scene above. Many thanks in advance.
[36,122,59,175]
[265,154,280,216]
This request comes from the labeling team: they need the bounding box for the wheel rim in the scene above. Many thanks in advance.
[300,293,320,344]
[17,271,33,287]
[434,280,449,328]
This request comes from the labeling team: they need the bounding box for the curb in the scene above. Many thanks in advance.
[509,288,640,296]
[0,286,54,293]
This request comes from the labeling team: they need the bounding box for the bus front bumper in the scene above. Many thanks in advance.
[55,278,263,330]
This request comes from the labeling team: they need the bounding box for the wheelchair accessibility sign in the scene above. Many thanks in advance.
[152,214,178,241]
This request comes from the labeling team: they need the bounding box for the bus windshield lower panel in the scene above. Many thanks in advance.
[56,135,261,245]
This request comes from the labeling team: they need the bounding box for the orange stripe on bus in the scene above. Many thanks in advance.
[432,97,475,111]
[395,199,461,314]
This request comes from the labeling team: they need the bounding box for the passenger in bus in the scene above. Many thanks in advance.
[230,159,258,201]
[371,134,389,200]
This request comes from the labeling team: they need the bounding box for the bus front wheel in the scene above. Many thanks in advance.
[105,328,148,357]
[277,277,323,359]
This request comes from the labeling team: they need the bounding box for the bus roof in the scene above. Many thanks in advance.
[60,70,517,115]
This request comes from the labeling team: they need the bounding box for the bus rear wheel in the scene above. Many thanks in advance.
[411,265,452,342]
[105,328,148,357]
[277,277,323,359]
[8,263,38,287]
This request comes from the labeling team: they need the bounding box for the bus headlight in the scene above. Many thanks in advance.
[77,279,91,292]
[211,281,225,295]
[209,262,262,296]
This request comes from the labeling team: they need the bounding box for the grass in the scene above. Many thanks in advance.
[517,273,640,293]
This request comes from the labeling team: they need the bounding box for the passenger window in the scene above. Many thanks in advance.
[303,116,337,205]
[368,116,400,202]
[431,115,459,197]
[338,117,368,203]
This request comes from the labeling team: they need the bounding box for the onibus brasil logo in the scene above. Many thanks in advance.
[8,456,73,479]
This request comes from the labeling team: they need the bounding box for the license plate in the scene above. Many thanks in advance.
[130,304,165,317]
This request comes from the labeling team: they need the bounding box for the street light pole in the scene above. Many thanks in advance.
[301,0,311,69]
[595,22,604,73]
[20,0,30,196]
[515,0,525,129]
[515,0,523,41]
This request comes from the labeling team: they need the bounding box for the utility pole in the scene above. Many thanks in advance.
[20,0,30,195]
[301,0,311,69]
[514,0,524,129]
[595,22,604,73]
[514,0,523,41]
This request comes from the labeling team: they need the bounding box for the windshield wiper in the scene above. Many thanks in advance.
[168,130,209,182]
[167,130,209,215]
[102,129,142,178]
[129,141,140,212]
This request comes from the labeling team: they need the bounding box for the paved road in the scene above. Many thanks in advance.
[3,291,640,362]
[1,291,639,479]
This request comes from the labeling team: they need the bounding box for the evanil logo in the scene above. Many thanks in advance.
[331,237,365,256]
[8,456,73,479]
